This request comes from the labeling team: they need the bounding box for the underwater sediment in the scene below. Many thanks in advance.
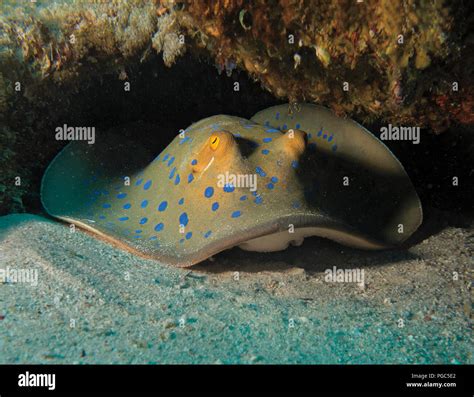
[0,213,472,364]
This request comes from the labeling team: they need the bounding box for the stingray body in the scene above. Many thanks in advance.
[41,104,422,266]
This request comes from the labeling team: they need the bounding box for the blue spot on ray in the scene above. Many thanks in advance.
[141,200,148,208]
[256,167,266,177]
[154,223,164,232]
[169,167,176,179]
[139,217,148,225]
[263,137,272,143]
[135,178,143,186]
[191,159,197,165]
[158,201,168,212]
[204,231,212,238]
[188,173,194,183]
[123,203,131,209]
[204,187,214,198]
[212,202,219,211]
[118,217,129,222]
[179,212,189,226]
[167,157,175,166]
[240,195,247,201]
[179,136,191,145]
[103,203,111,209]
[117,193,127,199]
[163,154,169,162]
[296,123,301,129]
[231,210,242,218]
[223,184,235,193]
[143,180,152,190]
[178,198,184,205]
[261,149,270,155]
[186,232,192,240]
[174,174,180,185]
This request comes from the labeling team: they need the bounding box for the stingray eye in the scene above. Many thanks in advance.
[209,135,220,151]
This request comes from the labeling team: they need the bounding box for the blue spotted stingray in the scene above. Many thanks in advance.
[41,104,422,266]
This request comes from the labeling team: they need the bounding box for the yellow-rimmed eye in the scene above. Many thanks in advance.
[210,135,220,151]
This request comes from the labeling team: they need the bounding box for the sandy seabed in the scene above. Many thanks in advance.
[0,213,471,364]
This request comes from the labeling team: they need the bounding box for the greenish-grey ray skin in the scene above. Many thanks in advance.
[41,104,423,267]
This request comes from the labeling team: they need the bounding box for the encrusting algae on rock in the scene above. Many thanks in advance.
[179,0,473,130]
[1,0,472,130]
